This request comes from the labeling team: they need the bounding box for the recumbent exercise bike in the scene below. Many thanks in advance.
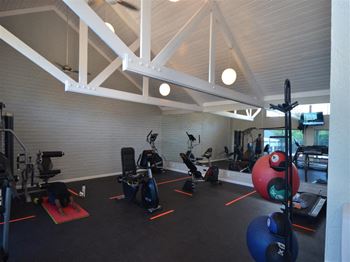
[119,148,161,213]
[180,150,221,193]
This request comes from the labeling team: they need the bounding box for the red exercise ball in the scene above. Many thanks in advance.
[252,154,300,202]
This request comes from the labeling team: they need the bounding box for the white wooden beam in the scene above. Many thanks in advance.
[252,108,262,118]
[88,40,139,89]
[161,109,194,115]
[140,0,151,61]
[208,11,216,84]
[203,100,258,112]
[212,111,255,121]
[142,77,149,97]
[0,6,54,18]
[140,0,151,97]
[63,0,137,60]
[123,55,264,107]
[79,19,88,86]
[108,1,207,107]
[65,82,202,111]
[213,2,263,99]
[152,2,210,66]
[0,25,76,85]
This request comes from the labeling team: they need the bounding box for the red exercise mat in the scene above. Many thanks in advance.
[41,197,89,224]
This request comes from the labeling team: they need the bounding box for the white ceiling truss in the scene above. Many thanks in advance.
[0,0,330,122]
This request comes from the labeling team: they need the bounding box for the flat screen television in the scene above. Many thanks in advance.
[299,112,324,126]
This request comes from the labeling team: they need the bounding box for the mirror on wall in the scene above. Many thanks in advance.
[160,104,330,186]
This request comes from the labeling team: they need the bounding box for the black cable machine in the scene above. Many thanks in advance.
[0,103,18,261]
[0,102,64,203]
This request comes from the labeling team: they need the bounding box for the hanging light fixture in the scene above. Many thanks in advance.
[104,4,115,33]
[221,68,237,85]
[105,22,115,33]
[159,83,171,96]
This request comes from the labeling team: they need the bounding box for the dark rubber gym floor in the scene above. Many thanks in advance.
[212,160,328,184]
[6,170,325,262]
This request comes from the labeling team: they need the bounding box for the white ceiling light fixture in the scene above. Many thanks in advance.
[169,0,180,2]
[159,83,171,96]
[221,68,237,85]
[105,22,115,33]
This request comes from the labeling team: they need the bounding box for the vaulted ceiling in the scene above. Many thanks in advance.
[0,0,331,108]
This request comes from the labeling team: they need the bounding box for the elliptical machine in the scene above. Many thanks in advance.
[185,132,201,164]
[120,147,161,213]
[144,130,163,173]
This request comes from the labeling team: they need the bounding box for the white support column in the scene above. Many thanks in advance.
[142,77,149,97]
[140,0,151,97]
[152,2,210,66]
[0,25,76,85]
[325,1,350,261]
[208,10,216,84]
[79,19,88,86]
[252,108,262,118]
[88,40,139,89]
[213,2,263,99]
[140,0,151,61]
[63,0,137,60]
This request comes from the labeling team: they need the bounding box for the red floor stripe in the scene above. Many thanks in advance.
[149,210,175,221]
[109,194,124,200]
[157,177,189,185]
[225,190,256,206]
[68,188,79,196]
[174,189,193,197]
[0,215,36,225]
[109,176,188,200]
[292,223,316,233]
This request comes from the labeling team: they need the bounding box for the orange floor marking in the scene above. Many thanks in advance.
[174,189,193,197]
[149,210,175,221]
[225,191,257,206]
[0,215,36,225]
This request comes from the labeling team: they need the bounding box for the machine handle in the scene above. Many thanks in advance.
[146,130,153,142]
[198,135,201,144]
[40,151,64,158]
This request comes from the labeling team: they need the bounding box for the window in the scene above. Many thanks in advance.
[263,129,303,154]
[266,103,331,118]
[315,130,329,146]
[266,110,284,118]
[311,103,330,115]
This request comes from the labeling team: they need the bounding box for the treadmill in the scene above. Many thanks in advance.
[292,192,326,218]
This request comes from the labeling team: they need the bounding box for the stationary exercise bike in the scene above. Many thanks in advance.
[119,147,161,213]
[143,130,163,173]
[180,152,221,193]
[185,132,202,164]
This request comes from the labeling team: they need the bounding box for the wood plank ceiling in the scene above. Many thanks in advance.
[0,0,331,105]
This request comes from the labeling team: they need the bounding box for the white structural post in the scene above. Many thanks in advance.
[325,0,350,261]
[79,19,88,86]
[140,0,151,97]
[208,10,216,84]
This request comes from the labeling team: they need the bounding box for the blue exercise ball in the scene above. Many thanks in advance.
[246,216,298,262]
